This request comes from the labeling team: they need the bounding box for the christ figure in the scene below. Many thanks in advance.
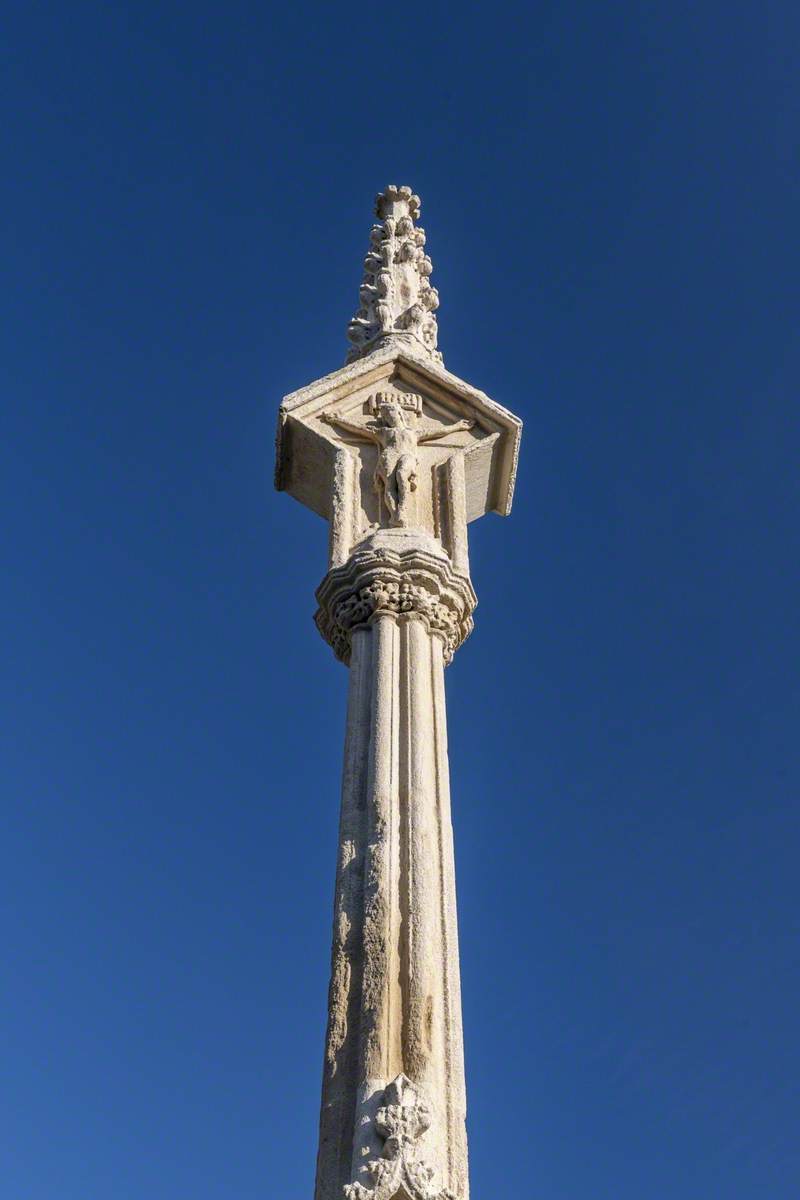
[321,398,474,528]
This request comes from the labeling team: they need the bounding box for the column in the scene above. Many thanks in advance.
[313,529,476,1200]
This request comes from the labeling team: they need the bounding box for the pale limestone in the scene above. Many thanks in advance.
[275,186,522,1200]
[346,185,442,365]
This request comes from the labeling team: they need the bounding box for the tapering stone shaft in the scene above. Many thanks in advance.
[274,183,521,1200]
[315,578,468,1200]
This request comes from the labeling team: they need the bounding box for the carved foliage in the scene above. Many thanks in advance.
[315,544,476,667]
[332,581,465,663]
[347,186,442,366]
[344,1075,455,1200]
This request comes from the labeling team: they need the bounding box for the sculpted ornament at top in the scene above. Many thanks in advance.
[275,184,523,1200]
[346,185,442,365]
[322,392,473,529]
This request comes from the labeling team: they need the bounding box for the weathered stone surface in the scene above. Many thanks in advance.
[274,186,521,1200]
[345,1076,456,1200]
[346,185,442,366]
[275,347,522,552]
[314,609,468,1199]
[315,528,476,666]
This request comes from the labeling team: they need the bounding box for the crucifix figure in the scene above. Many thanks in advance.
[275,185,522,1200]
[322,396,474,527]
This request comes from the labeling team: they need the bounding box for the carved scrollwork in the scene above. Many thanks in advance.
[344,1075,455,1200]
[332,581,462,661]
[347,186,443,366]
[315,540,476,666]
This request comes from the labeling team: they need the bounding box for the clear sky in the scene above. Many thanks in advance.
[3,3,798,1198]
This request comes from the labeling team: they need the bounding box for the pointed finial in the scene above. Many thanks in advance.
[346,185,442,365]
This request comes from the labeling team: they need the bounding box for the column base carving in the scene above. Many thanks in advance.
[344,1076,455,1200]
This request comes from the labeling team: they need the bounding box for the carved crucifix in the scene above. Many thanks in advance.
[321,394,474,528]
[275,185,522,1200]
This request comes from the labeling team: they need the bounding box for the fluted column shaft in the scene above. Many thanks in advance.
[314,533,474,1200]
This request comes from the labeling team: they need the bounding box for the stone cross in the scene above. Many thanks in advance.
[275,186,522,1200]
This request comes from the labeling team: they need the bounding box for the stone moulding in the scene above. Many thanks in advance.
[344,1075,455,1200]
[315,538,477,666]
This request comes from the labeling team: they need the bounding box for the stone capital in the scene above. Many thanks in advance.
[315,529,477,666]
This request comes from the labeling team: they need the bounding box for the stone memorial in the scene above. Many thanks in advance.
[275,185,522,1200]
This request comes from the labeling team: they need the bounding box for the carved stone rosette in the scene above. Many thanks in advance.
[315,534,476,666]
[344,1076,455,1200]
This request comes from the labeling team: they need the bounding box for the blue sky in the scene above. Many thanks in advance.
[2,3,798,1197]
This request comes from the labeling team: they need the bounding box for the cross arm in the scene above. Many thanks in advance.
[416,418,475,444]
[321,410,381,444]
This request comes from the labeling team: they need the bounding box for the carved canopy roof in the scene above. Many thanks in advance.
[275,345,521,525]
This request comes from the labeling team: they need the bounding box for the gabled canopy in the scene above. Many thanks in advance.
[275,346,521,525]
